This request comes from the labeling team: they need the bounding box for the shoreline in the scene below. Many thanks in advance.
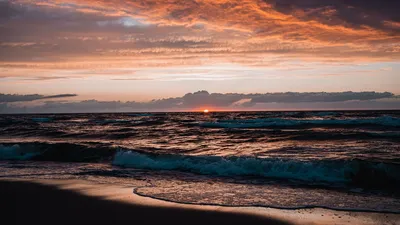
[133,186,400,215]
[1,178,399,225]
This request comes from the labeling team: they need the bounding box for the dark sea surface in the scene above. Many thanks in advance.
[1,111,400,212]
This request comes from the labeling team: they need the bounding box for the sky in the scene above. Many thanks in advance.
[0,0,399,112]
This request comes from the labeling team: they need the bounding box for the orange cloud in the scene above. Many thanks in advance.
[16,0,398,45]
[1,0,399,74]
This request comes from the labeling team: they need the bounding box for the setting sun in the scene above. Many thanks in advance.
[203,109,209,113]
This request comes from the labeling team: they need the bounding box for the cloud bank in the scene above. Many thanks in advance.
[1,91,398,113]
[0,94,77,103]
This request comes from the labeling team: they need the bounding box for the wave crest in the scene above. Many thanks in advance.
[200,116,400,128]
[0,143,116,162]
[0,144,40,160]
[113,150,400,189]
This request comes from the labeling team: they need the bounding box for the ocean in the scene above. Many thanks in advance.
[1,111,400,213]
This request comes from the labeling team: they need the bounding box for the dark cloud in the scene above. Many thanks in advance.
[168,91,395,108]
[41,94,78,99]
[249,91,394,103]
[0,93,77,102]
[269,0,400,31]
[0,1,18,20]
[182,91,248,107]
[0,91,397,113]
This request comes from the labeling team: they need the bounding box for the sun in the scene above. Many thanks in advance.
[203,109,209,113]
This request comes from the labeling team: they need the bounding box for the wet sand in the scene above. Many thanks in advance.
[1,178,399,225]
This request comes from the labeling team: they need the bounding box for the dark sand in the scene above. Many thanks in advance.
[0,180,292,225]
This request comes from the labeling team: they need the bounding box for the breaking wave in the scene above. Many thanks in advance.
[113,150,400,189]
[200,116,400,128]
[2,141,400,190]
[0,144,41,160]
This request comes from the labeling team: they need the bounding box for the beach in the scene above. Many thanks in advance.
[2,178,399,225]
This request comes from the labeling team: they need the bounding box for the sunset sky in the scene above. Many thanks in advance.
[0,0,399,112]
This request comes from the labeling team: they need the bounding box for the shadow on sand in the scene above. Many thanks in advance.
[0,180,292,225]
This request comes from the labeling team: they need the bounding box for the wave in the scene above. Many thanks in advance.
[0,142,116,162]
[113,151,400,189]
[94,119,133,124]
[367,131,400,138]
[200,116,400,128]
[32,117,53,123]
[312,112,337,117]
[2,142,400,190]
[91,119,164,127]
[0,144,41,160]
[280,131,400,141]
[126,113,154,117]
